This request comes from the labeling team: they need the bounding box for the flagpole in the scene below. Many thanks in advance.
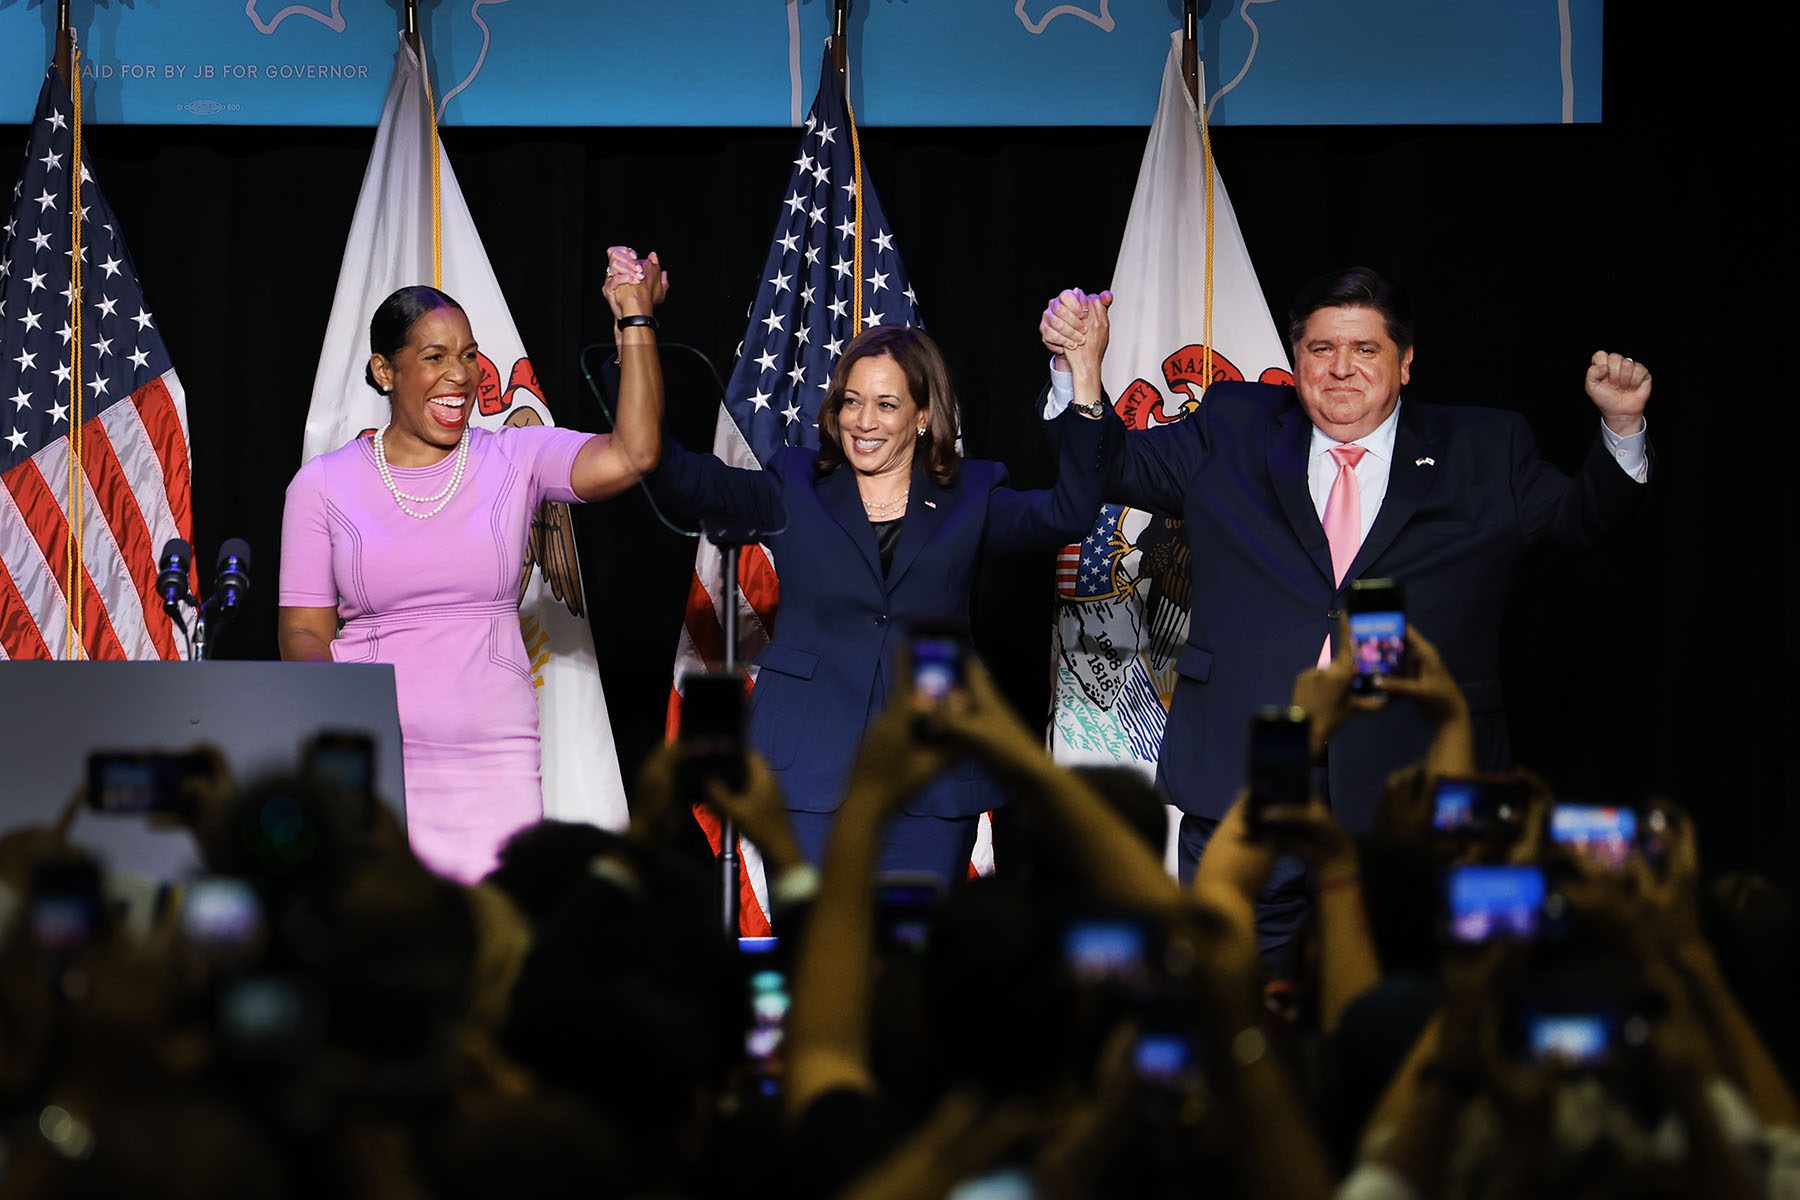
[830,0,848,84]
[1184,0,1218,395]
[1182,0,1204,108]
[832,0,868,333]
[54,0,72,89]
[393,0,444,287]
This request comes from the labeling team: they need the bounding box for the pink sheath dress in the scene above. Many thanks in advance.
[280,424,590,882]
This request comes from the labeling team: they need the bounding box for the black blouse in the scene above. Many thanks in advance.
[870,515,904,577]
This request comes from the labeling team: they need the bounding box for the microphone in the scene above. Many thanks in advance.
[156,538,194,609]
[213,538,251,610]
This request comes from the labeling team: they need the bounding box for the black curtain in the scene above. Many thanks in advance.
[18,9,1789,886]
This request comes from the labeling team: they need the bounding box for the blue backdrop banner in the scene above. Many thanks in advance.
[0,1,1602,128]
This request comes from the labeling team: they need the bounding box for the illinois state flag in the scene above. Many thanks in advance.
[1048,33,1291,869]
[303,38,626,829]
[0,67,192,662]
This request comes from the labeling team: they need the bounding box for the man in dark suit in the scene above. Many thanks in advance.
[1039,268,1651,912]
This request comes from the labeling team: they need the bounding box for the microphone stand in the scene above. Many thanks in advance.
[199,594,243,660]
[162,595,202,662]
[704,519,763,938]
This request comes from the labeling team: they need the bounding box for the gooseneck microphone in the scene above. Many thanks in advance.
[213,538,252,610]
[156,538,195,610]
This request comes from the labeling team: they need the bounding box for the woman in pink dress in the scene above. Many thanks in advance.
[277,248,666,881]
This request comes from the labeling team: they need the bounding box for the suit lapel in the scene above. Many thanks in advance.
[1344,400,1441,584]
[885,463,950,594]
[1268,400,1335,585]
[816,464,884,583]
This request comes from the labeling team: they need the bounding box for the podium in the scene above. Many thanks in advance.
[0,661,406,880]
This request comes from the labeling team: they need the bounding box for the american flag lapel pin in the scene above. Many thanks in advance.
[1415,456,1435,467]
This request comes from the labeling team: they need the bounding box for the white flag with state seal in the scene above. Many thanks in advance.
[1048,31,1291,870]
[302,36,627,830]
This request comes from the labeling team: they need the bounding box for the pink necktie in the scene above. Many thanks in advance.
[1319,443,1367,665]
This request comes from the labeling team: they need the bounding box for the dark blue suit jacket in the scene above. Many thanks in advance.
[1092,382,1646,833]
[649,410,1111,817]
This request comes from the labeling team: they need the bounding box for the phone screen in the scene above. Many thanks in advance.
[876,877,944,955]
[1432,777,1529,841]
[1133,1030,1201,1089]
[740,936,788,1098]
[1527,1012,1614,1065]
[217,977,322,1060]
[306,733,374,793]
[1638,807,1673,873]
[86,752,202,816]
[1432,778,1479,834]
[181,877,266,954]
[27,859,103,953]
[946,1169,1039,1200]
[303,732,378,828]
[1063,918,1149,988]
[1247,706,1312,828]
[1347,579,1405,690]
[1549,804,1638,872]
[1445,864,1546,944]
[679,670,747,792]
[910,630,965,703]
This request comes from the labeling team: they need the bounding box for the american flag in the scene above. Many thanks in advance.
[0,68,191,662]
[671,49,919,933]
[1056,505,1127,599]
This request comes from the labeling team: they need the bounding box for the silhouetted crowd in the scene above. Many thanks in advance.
[2,629,1794,1199]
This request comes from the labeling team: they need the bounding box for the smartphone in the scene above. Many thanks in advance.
[946,1168,1039,1200]
[180,877,266,957]
[1063,916,1151,989]
[216,976,323,1061]
[86,751,208,816]
[1549,803,1638,873]
[679,669,747,793]
[1444,864,1547,945]
[876,873,945,955]
[1133,1028,1204,1090]
[1247,706,1312,833]
[27,858,103,954]
[740,936,789,1098]
[1432,776,1530,842]
[303,731,377,828]
[908,621,967,704]
[1508,984,1651,1067]
[1638,806,1673,874]
[1347,578,1406,694]
[1526,1011,1615,1065]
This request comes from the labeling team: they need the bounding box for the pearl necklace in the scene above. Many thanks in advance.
[861,489,909,517]
[373,423,470,519]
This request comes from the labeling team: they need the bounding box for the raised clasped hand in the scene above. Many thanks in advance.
[602,244,670,320]
[1039,287,1112,372]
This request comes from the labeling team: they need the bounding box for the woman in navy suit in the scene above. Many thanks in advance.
[650,324,1112,885]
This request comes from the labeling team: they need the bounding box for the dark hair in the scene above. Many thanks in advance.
[363,285,465,394]
[485,820,632,928]
[815,325,960,487]
[1286,266,1414,354]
